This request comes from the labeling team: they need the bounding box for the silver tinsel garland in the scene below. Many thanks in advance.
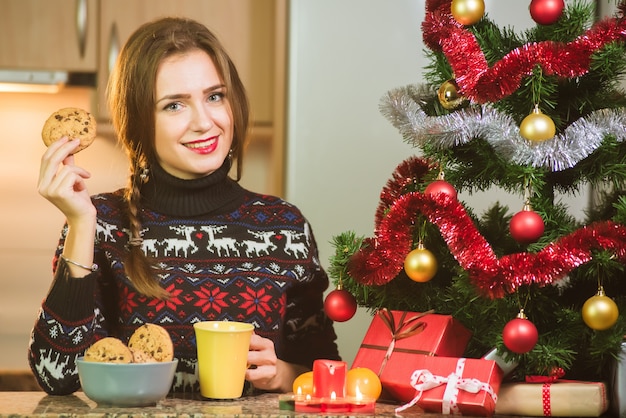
[380,84,626,172]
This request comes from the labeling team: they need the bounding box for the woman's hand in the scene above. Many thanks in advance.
[246,333,309,393]
[38,137,97,276]
[38,137,96,221]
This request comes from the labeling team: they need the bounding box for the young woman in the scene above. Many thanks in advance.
[30,17,340,395]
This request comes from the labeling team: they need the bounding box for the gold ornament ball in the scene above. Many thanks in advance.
[451,0,485,26]
[582,294,619,330]
[520,110,556,142]
[404,247,437,282]
[438,80,466,110]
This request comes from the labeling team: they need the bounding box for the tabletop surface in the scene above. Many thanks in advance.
[0,391,407,417]
[0,391,528,418]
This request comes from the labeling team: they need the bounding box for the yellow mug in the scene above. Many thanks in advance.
[193,321,254,399]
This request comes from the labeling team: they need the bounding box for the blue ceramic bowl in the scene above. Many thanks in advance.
[77,357,178,407]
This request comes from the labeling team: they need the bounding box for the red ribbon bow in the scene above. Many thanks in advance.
[525,367,566,383]
[525,367,567,416]
[375,309,434,375]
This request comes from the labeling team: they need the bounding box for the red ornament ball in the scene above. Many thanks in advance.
[529,0,565,25]
[509,209,544,244]
[424,180,457,201]
[324,288,357,322]
[502,317,538,354]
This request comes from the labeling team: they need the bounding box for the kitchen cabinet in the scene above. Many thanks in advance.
[0,0,98,71]
[96,0,286,195]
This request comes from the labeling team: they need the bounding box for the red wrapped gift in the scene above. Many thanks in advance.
[389,356,503,416]
[352,309,471,377]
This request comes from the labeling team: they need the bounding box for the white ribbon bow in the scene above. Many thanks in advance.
[395,358,497,416]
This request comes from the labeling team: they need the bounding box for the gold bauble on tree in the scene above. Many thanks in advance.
[520,105,556,142]
[404,243,437,282]
[451,0,485,26]
[438,80,467,110]
[582,287,619,331]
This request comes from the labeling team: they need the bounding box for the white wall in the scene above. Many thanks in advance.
[285,0,590,365]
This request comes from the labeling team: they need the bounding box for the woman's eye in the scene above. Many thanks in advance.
[164,102,182,111]
[208,92,224,103]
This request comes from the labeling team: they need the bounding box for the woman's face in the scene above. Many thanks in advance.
[154,49,233,179]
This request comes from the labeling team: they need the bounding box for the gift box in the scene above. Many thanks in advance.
[352,309,471,377]
[494,381,608,417]
[390,356,502,416]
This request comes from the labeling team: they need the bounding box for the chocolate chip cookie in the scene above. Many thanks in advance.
[41,107,96,153]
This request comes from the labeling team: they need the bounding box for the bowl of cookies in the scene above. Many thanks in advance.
[77,324,178,407]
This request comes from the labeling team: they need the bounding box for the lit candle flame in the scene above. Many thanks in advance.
[330,391,337,401]
[355,385,363,401]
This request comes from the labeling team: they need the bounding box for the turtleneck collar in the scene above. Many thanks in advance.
[140,159,245,217]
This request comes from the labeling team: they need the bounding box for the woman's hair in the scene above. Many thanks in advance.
[107,17,250,298]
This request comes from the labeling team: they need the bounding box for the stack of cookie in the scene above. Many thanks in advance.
[84,324,174,364]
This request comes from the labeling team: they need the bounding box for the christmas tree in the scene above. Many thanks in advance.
[328,0,626,382]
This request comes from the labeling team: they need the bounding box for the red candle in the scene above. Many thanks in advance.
[313,359,347,399]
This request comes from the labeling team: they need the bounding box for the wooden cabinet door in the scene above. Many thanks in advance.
[96,0,276,124]
[0,0,98,71]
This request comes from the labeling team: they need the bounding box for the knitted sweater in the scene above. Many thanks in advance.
[28,161,340,394]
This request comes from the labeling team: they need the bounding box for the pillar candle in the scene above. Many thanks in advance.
[312,359,347,399]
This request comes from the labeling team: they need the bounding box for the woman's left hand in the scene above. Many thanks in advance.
[246,333,308,393]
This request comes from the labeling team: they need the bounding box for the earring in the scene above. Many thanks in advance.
[139,167,149,183]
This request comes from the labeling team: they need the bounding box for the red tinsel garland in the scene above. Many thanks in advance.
[375,156,436,227]
[421,0,626,103]
[348,158,626,298]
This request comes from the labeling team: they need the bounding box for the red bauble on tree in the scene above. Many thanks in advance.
[529,0,565,25]
[510,204,544,244]
[425,170,457,201]
[424,180,457,200]
[502,311,539,354]
[324,286,357,322]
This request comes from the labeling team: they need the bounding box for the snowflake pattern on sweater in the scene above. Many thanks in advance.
[28,188,340,394]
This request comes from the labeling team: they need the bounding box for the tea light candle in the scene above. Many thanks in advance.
[295,394,322,413]
[312,359,347,399]
[348,394,376,414]
[321,393,350,413]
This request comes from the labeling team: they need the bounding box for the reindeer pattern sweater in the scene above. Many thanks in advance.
[28,162,340,394]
